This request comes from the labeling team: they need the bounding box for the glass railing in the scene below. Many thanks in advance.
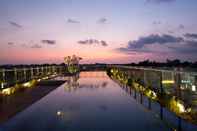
[0,66,66,89]
[107,66,197,130]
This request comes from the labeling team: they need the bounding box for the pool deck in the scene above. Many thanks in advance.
[0,80,65,124]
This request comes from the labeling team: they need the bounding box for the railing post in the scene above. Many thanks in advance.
[37,67,39,77]
[134,89,137,99]
[140,93,143,104]
[129,86,132,95]
[14,68,17,83]
[175,72,182,98]
[160,71,164,95]
[50,66,52,74]
[148,98,152,110]
[31,68,34,79]
[45,66,47,75]
[160,103,163,120]
[52,66,55,73]
[24,68,26,81]
[1,69,5,88]
[178,116,182,131]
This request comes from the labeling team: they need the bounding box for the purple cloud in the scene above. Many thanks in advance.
[41,40,56,45]
[9,21,23,28]
[31,44,42,49]
[184,33,197,39]
[8,42,14,45]
[147,0,176,3]
[97,18,107,24]
[116,33,197,55]
[78,39,108,46]
[67,19,80,24]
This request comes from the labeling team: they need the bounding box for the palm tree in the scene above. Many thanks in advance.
[64,55,82,74]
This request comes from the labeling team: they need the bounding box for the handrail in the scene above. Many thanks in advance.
[112,65,197,75]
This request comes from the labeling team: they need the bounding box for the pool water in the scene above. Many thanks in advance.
[0,71,170,131]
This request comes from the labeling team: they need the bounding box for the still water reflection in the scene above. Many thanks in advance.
[1,71,171,131]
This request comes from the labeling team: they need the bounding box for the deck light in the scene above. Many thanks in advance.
[177,102,185,113]
[23,82,31,87]
[2,88,12,95]
[57,111,63,116]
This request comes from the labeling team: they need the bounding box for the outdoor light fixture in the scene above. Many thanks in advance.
[192,85,196,92]
[23,82,31,87]
[181,80,191,84]
[57,111,64,116]
[162,80,175,84]
[1,82,4,89]
[177,102,185,113]
[2,88,12,95]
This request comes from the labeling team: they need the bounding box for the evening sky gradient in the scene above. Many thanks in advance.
[0,0,197,64]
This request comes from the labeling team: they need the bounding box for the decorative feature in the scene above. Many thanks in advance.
[64,55,82,74]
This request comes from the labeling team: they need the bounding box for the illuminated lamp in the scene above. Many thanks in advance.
[2,88,11,95]
[192,85,196,92]
[1,82,4,89]
[181,80,191,84]
[23,82,31,87]
[162,80,175,84]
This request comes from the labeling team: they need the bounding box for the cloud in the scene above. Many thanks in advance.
[9,21,23,28]
[8,42,14,45]
[127,34,183,49]
[184,33,197,39]
[31,44,42,49]
[78,39,108,46]
[41,40,56,45]
[147,0,176,3]
[153,21,161,25]
[100,40,108,46]
[21,44,28,48]
[168,30,174,34]
[116,33,197,55]
[67,19,80,24]
[178,24,185,30]
[97,18,107,24]
[168,40,197,54]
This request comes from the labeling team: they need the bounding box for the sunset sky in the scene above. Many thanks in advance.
[1,0,197,64]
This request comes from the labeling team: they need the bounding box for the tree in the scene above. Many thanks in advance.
[64,55,82,74]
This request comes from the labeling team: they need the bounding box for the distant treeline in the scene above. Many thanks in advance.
[124,59,197,68]
[1,59,197,69]
[0,63,66,69]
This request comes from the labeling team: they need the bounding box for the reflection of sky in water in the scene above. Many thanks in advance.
[1,71,170,131]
